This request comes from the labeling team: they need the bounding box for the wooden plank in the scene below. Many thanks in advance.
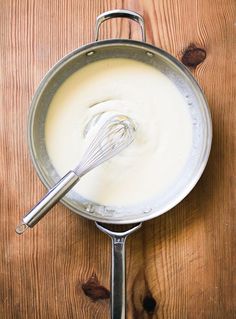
[0,0,235,318]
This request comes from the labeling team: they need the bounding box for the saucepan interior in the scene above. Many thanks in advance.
[28,39,212,224]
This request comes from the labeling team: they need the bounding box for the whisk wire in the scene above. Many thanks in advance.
[75,115,134,176]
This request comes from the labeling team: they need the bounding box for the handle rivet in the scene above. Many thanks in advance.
[146,51,153,57]
[86,51,95,56]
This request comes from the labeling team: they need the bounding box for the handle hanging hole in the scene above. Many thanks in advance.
[15,223,28,235]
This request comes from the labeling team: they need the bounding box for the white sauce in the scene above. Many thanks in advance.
[45,58,193,206]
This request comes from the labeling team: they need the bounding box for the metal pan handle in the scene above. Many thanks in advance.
[95,9,146,42]
[96,222,142,319]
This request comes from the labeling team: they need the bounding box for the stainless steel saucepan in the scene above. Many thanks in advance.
[20,10,212,319]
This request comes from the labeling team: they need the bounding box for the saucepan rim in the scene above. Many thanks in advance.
[28,38,212,224]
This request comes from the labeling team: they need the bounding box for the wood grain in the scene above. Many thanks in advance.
[0,0,235,318]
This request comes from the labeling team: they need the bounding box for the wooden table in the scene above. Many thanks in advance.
[0,1,235,318]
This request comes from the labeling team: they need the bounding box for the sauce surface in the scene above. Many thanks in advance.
[45,58,193,206]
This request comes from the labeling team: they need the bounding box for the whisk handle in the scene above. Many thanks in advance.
[16,171,79,234]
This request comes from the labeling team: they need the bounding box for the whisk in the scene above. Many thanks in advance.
[16,114,135,234]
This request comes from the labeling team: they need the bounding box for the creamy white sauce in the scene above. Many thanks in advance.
[45,58,193,206]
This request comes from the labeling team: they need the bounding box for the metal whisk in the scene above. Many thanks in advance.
[16,114,135,234]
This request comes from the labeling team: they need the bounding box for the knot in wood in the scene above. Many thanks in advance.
[81,273,110,301]
[181,44,206,68]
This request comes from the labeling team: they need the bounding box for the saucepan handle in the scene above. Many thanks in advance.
[95,9,146,42]
[96,222,142,319]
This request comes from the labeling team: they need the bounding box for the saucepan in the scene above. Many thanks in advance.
[18,10,212,319]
